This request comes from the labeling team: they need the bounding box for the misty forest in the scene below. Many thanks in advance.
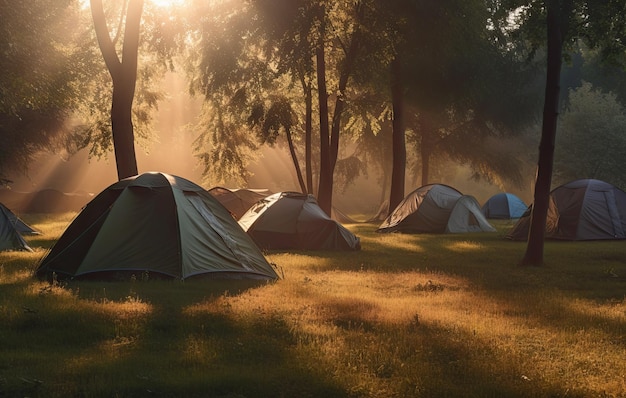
[1,1,626,397]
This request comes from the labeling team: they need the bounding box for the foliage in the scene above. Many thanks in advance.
[575,46,626,106]
[0,0,181,184]
[0,0,83,184]
[185,0,279,186]
[555,82,626,188]
[192,99,259,186]
[370,0,541,188]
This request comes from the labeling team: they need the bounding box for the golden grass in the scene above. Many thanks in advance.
[1,214,625,397]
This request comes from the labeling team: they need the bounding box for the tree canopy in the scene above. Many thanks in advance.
[3,0,626,231]
[0,0,86,184]
[555,82,626,187]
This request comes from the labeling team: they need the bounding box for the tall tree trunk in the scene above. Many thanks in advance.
[300,73,313,195]
[421,144,430,186]
[419,119,433,186]
[91,0,142,180]
[317,3,363,215]
[522,0,564,266]
[316,5,332,215]
[389,58,406,211]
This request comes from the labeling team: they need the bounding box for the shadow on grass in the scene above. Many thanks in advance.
[1,270,349,397]
[272,223,626,300]
[280,285,585,397]
[383,321,580,397]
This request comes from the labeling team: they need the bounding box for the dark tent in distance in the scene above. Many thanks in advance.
[36,172,279,281]
[238,192,361,251]
[481,193,528,219]
[507,179,626,241]
[208,187,271,219]
[377,184,496,234]
[0,203,33,251]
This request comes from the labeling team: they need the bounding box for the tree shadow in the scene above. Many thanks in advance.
[4,274,349,397]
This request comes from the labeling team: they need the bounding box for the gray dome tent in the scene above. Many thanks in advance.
[507,179,626,241]
[238,192,361,251]
[0,203,34,252]
[377,184,496,234]
[36,172,279,281]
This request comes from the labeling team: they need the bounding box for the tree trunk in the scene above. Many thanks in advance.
[91,0,142,180]
[285,126,307,193]
[389,58,406,211]
[421,143,430,187]
[301,74,313,195]
[521,0,564,266]
[317,2,362,216]
[315,5,332,215]
[419,118,433,186]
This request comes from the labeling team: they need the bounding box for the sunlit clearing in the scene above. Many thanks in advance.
[447,240,485,252]
[375,233,425,252]
[0,267,33,285]
[96,294,153,319]
[562,296,626,323]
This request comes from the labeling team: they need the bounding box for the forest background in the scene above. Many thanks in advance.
[2,0,626,220]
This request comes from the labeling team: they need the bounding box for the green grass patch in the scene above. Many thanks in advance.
[0,214,624,397]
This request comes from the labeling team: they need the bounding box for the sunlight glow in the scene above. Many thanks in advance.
[150,0,186,7]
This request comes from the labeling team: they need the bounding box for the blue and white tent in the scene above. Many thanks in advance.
[481,193,527,219]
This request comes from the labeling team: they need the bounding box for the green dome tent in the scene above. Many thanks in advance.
[238,192,361,251]
[377,184,496,234]
[36,172,279,281]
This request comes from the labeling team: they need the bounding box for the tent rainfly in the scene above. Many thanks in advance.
[481,193,528,219]
[238,192,361,251]
[377,184,496,234]
[35,172,279,281]
[208,187,271,220]
[0,203,34,252]
[507,179,626,241]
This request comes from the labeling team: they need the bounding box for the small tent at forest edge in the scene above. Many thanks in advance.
[481,192,528,219]
[238,192,361,251]
[36,172,280,281]
[507,178,626,241]
[0,203,35,252]
[377,184,496,234]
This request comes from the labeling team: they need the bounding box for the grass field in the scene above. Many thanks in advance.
[1,213,625,397]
